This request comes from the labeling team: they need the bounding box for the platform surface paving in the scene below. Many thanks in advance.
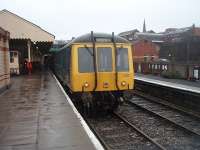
[135,73,200,94]
[0,72,97,150]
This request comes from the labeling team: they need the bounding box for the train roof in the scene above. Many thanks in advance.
[61,32,129,48]
[52,33,130,53]
[73,33,129,43]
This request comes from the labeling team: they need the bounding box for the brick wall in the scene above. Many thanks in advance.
[132,40,159,62]
[0,27,10,92]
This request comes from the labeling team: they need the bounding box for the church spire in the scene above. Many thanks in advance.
[143,19,146,33]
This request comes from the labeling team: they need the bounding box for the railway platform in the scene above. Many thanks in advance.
[0,72,103,150]
[135,73,200,94]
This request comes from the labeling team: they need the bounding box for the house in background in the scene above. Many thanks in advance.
[119,20,162,74]
[119,21,200,80]
[159,25,200,79]
[132,39,160,73]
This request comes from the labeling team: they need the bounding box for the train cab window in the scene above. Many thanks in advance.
[78,47,94,73]
[97,47,112,72]
[117,48,129,72]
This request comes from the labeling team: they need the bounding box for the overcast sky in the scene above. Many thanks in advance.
[1,0,200,40]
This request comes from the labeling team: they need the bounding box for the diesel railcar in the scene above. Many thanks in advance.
[54,32,134,114]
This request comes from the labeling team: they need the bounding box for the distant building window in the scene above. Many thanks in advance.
[151,56,154,61]
[162,65,165,70]
[155,64,157,69]
[165,65,168,70]
[152,64,154,69]
[144,55,148,62]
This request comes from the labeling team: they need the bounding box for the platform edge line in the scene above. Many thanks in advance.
[52,73,104,150]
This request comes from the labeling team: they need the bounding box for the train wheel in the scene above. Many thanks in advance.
[123,90,134,101]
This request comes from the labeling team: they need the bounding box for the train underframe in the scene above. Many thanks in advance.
[71,91,125,116]
[58,78,132,116]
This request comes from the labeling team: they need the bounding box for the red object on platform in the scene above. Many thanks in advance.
[27,62,32,74]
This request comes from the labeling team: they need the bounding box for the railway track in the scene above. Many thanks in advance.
[128,94,200,136]
[87,114,164,150]
[62,78,200,149]
[132,90,200,119]
[128,96,200,136]
[117,96,200,149]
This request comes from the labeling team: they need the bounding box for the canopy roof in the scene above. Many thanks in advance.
[0,27,9,39]
[0,9,55,42]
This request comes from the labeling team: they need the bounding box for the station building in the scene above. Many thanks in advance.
[132,40,160,73]
[0,9,55,74]
[159,26,200,80]
[0,27,10,93]
[119,23,200,80]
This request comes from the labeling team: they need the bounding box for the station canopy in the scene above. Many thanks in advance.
[0,9,55,55]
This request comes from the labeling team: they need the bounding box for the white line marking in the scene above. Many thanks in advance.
[135,77,200,94]
[53,74,104,150]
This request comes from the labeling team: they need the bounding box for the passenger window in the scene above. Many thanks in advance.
[78,47,94,73]
[97,47,112,72]
[117,48,129,72]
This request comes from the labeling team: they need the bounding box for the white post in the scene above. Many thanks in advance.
[27,40,31,62]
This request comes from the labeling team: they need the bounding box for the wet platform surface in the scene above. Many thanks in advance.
[135,73,200,94]
[0,72,97,150]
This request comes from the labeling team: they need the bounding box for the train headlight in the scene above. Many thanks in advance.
[84,82,89,88]
[121,81,126,86]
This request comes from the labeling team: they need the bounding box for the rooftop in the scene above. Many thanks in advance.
[0,9,55,42]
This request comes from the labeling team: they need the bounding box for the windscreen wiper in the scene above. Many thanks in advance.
[112,32,120,90]
[91,31,98,91]
[84,45,93,56]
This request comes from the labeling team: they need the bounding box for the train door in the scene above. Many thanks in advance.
[96,45,115,91]
[96,45,133,91]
